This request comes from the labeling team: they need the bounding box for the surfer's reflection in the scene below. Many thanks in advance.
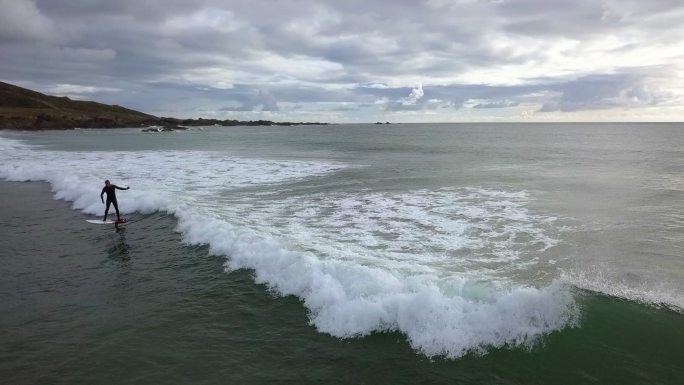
[107,228,130,260]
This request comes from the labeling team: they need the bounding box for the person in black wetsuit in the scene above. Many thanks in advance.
[101,180,129,222]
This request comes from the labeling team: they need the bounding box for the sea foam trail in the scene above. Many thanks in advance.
[0,135,579,358]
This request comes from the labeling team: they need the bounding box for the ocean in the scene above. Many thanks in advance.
[1,123,683,384]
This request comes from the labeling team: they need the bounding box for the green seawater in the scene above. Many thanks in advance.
[1,123,683,384]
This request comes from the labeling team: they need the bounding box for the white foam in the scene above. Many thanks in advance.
[178,211,578,357]
[0,135,580,357]
[219,188,560,281]
[561,269,684,312]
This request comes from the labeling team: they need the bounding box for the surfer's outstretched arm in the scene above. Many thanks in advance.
[114,185,130,190]
[100,187,106,203]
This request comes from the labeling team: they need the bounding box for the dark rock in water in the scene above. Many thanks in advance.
[163,125,188,131]
[142,125,188,133]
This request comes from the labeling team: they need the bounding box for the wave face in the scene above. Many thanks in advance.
[560,269,684,312]
[0,135,578,358]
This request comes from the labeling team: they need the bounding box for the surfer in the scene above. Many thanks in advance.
[100,180,129,222]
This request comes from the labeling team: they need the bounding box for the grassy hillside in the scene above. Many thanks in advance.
[0,81,327,130]
[0,81,156,130]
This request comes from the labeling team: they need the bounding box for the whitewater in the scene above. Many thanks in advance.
[0,132,584,358]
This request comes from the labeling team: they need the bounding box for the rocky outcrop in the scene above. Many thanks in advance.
[0,115,153,130]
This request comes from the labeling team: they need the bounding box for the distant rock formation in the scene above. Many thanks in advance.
[141,125,190,133]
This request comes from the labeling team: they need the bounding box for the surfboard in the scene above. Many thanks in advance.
[86,219,126,225]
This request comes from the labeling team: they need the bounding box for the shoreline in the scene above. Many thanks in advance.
[0,117,331,131]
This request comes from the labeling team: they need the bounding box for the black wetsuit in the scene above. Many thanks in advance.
[101,184,128,221]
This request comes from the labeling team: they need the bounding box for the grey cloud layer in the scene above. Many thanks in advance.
[1,0,683,120]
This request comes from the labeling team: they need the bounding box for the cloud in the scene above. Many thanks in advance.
[538,72,673,112]
[403,83,424,105]
[222,89,280,111]
[378,83,429,111]
[0,0,54,42]
[0,0,682,121]
[473,100,521,109]
[46,83,122,95]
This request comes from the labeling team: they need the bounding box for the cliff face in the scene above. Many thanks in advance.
[0,81,157,130]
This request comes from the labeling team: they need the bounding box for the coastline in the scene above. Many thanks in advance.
[0,116,330,131]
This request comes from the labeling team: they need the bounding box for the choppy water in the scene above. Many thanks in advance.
[1,123,683,384]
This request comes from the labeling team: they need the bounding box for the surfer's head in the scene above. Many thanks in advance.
[105,180,110,186]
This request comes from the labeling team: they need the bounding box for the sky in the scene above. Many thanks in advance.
[2,0,684,123]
